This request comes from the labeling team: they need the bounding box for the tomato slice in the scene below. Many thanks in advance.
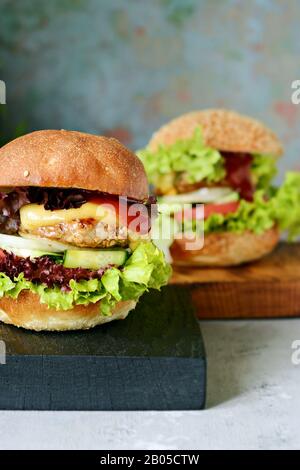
[174,201,240,222]
[88,195,150,233]
[204,201,240,219]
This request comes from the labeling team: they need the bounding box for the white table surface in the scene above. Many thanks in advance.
[1,319,299,450]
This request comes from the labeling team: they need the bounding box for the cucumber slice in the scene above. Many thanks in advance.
[63,249,128,270]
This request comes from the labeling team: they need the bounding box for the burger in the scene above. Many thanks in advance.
[138,109,300,266]
[0,130,171,331]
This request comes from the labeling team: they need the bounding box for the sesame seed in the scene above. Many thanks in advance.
[23,170,30,177]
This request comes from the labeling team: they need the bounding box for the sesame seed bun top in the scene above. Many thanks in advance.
[149,109,283,157]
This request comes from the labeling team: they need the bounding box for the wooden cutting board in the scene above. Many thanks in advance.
[171,242,300,319]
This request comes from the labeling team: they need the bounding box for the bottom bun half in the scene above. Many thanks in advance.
[170,227,280,267]
[0,291,137,331]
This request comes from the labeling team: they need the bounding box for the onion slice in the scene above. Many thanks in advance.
[159,187,235,204]
[0,234,72,253]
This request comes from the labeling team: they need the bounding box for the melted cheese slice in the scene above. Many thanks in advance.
[20,202,117,231]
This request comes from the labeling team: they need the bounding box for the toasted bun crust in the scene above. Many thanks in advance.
[0,130,149,200]
[149,109,283,157]
[0,291,136,331]
[170,227,280,267]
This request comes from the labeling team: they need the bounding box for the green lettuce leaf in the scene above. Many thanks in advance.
[0,242,171,316]
[36,284,74,310]
[101,268,121,301]
[252,153,278,190]
[3,273,32,299]
[120,242,172,301]
[137,128,225,192]
[270,172,300,239]
[0,273,16,297]
[69,278,106,305]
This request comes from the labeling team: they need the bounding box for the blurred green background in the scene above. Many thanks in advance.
[0,0,300,180]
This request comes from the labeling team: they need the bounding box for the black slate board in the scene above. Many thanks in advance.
[0,286,206,410]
